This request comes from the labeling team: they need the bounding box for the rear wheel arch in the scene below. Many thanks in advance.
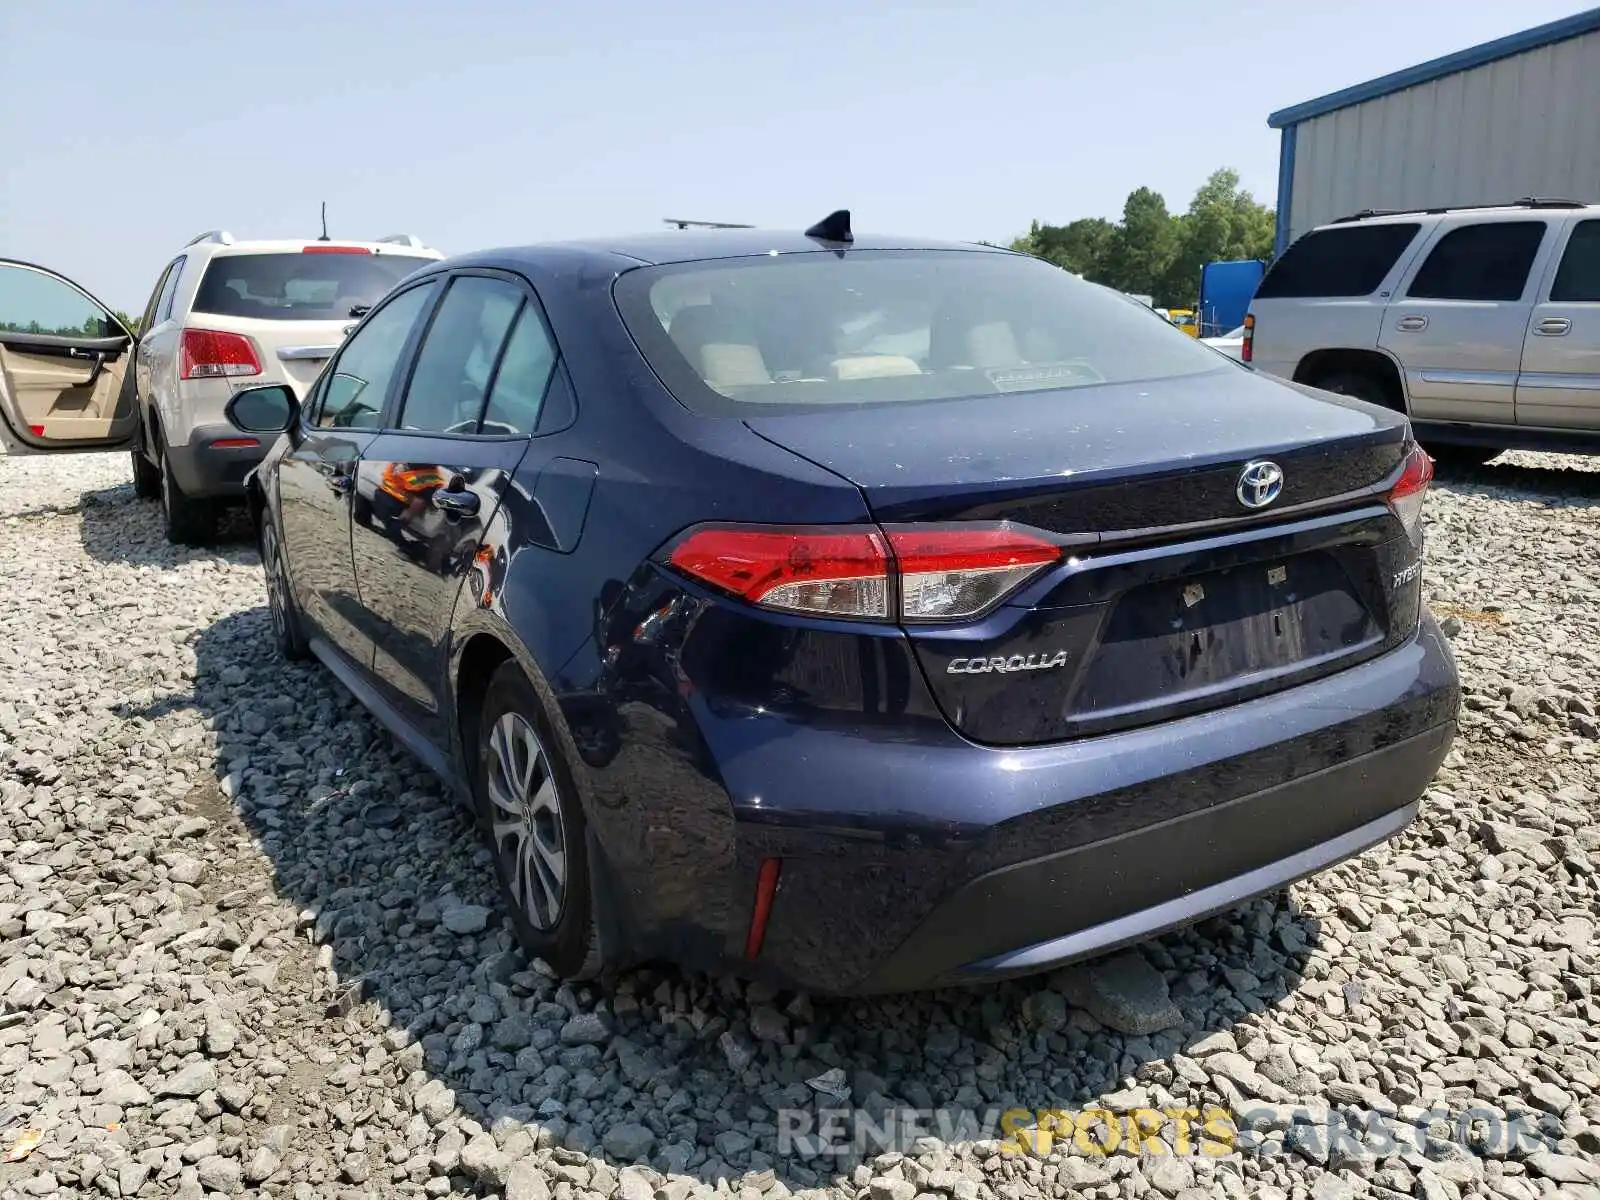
[1293,349,1407,413]
[452,629,619,976]
[454,632,517,780]
[245,475,268,540]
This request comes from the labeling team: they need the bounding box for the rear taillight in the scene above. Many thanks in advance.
[1387,442,1433,540]
[668,526,890,619]
[180,329,261,380]
[887,527,1061,620]
[1241,313,1254,363]
[666,523,1062,622]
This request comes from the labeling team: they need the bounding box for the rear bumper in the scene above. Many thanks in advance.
[659,612,1459,994]
[164,421,270,499]
[860,730,1442,991]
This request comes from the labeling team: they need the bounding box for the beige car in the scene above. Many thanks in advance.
[1247,199,1600,465]
[0,233,441,543]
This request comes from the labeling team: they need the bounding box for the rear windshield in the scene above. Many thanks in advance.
[614,250,1229,415]
[192,251,434,321]
[1255,224,1421,299]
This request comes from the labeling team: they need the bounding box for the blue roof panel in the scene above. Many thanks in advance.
[1268,7,1600,128]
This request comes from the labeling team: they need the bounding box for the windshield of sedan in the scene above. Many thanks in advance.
[614,250,1229,415]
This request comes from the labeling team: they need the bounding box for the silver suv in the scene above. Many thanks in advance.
[1247,198,1600,465]
[0,232,440,543]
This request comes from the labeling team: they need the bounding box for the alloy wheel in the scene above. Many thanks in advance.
[262,522,287,644]
[486,711,567,931]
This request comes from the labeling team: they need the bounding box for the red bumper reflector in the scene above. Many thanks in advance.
[28,424,44,436]
[744,858,782,959]
[210,437,260,449]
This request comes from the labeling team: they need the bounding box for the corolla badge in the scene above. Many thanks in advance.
[1236,460,1285,509]
[948,651,1070,675]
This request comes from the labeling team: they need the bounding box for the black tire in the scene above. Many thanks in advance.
[156,431,217,546]
[1310,370,1398,411]
[131,448,160,500]
[476,661,604,979]
[259,513,309,661]
[1425,443,1502,469]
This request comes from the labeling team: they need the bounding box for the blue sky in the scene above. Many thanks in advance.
[0,0,1589,310]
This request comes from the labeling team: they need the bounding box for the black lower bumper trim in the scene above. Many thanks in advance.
[965,800,1415,976]
[858,721,1452,992]
[164,421,270,499]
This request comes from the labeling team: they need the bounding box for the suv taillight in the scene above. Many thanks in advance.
[1241,313,1254,363]
[180,329,261,380]
[665,523,1062,622]
[1387,442,1433,541]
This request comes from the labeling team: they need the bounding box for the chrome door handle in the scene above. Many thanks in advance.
[328,474,354,497]
[1395,315,1429,332]
[432,486,480,517]
[1535,317,1571,336]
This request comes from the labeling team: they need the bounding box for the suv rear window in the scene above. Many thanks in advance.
[191,252,434,321]
[614,250,1227,415]
[1255,224,1421,298]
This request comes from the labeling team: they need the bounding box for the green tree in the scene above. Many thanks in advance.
[1101,187,1176,299]
[1159,169,1276,309]
[1007,167,1276,308]
[1010,217,1115,278]
[113,309,140,335]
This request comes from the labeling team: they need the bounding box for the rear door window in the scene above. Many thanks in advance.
[1549,219,1600,302]
[1405,222,1547,302]
[481,306,559,434]
[192,251,434,321]
[396,276,524,434]
[1255,224,1421,298]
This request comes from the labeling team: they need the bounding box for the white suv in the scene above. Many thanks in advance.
[0,232,441,542]
[1246,199,1600,465]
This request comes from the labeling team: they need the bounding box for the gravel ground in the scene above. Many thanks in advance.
[1,449,1597,1200]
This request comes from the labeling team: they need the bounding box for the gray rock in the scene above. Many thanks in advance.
[460,1132,513,1185]
[1051,952,1182,1034]
[870,1179,917,1200]
[560,1012,612,1045]
[159,1061,218,1098]
[441,902,492,933]
[195,1155,243,1194]
[602,1121,656,1160]
[506,1160,553,1200]
[1526,1151,1600,1184]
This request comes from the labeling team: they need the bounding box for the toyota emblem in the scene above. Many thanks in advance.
[1236,460,1284,509]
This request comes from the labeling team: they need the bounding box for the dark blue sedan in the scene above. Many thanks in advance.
[220,215,1460,993]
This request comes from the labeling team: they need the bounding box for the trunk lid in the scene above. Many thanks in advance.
[745,370,1422,745]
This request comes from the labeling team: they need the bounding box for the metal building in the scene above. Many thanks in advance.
[1268,8,1600,256]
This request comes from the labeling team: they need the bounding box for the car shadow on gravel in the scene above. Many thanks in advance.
[71,482,257,564]
[1432,456,1600,505]
[136,602,1325,1192]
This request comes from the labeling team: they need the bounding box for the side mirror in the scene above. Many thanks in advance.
[225,384,300,433]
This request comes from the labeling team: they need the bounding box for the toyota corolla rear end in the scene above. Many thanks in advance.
[598,244,1459,994]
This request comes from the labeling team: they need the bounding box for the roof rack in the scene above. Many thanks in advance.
[185,230,235,247]
[376,233,428,248]
[663,218,755,230]
[1332,197,1590,223]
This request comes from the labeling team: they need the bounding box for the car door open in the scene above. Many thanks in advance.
[0,260,138,454]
